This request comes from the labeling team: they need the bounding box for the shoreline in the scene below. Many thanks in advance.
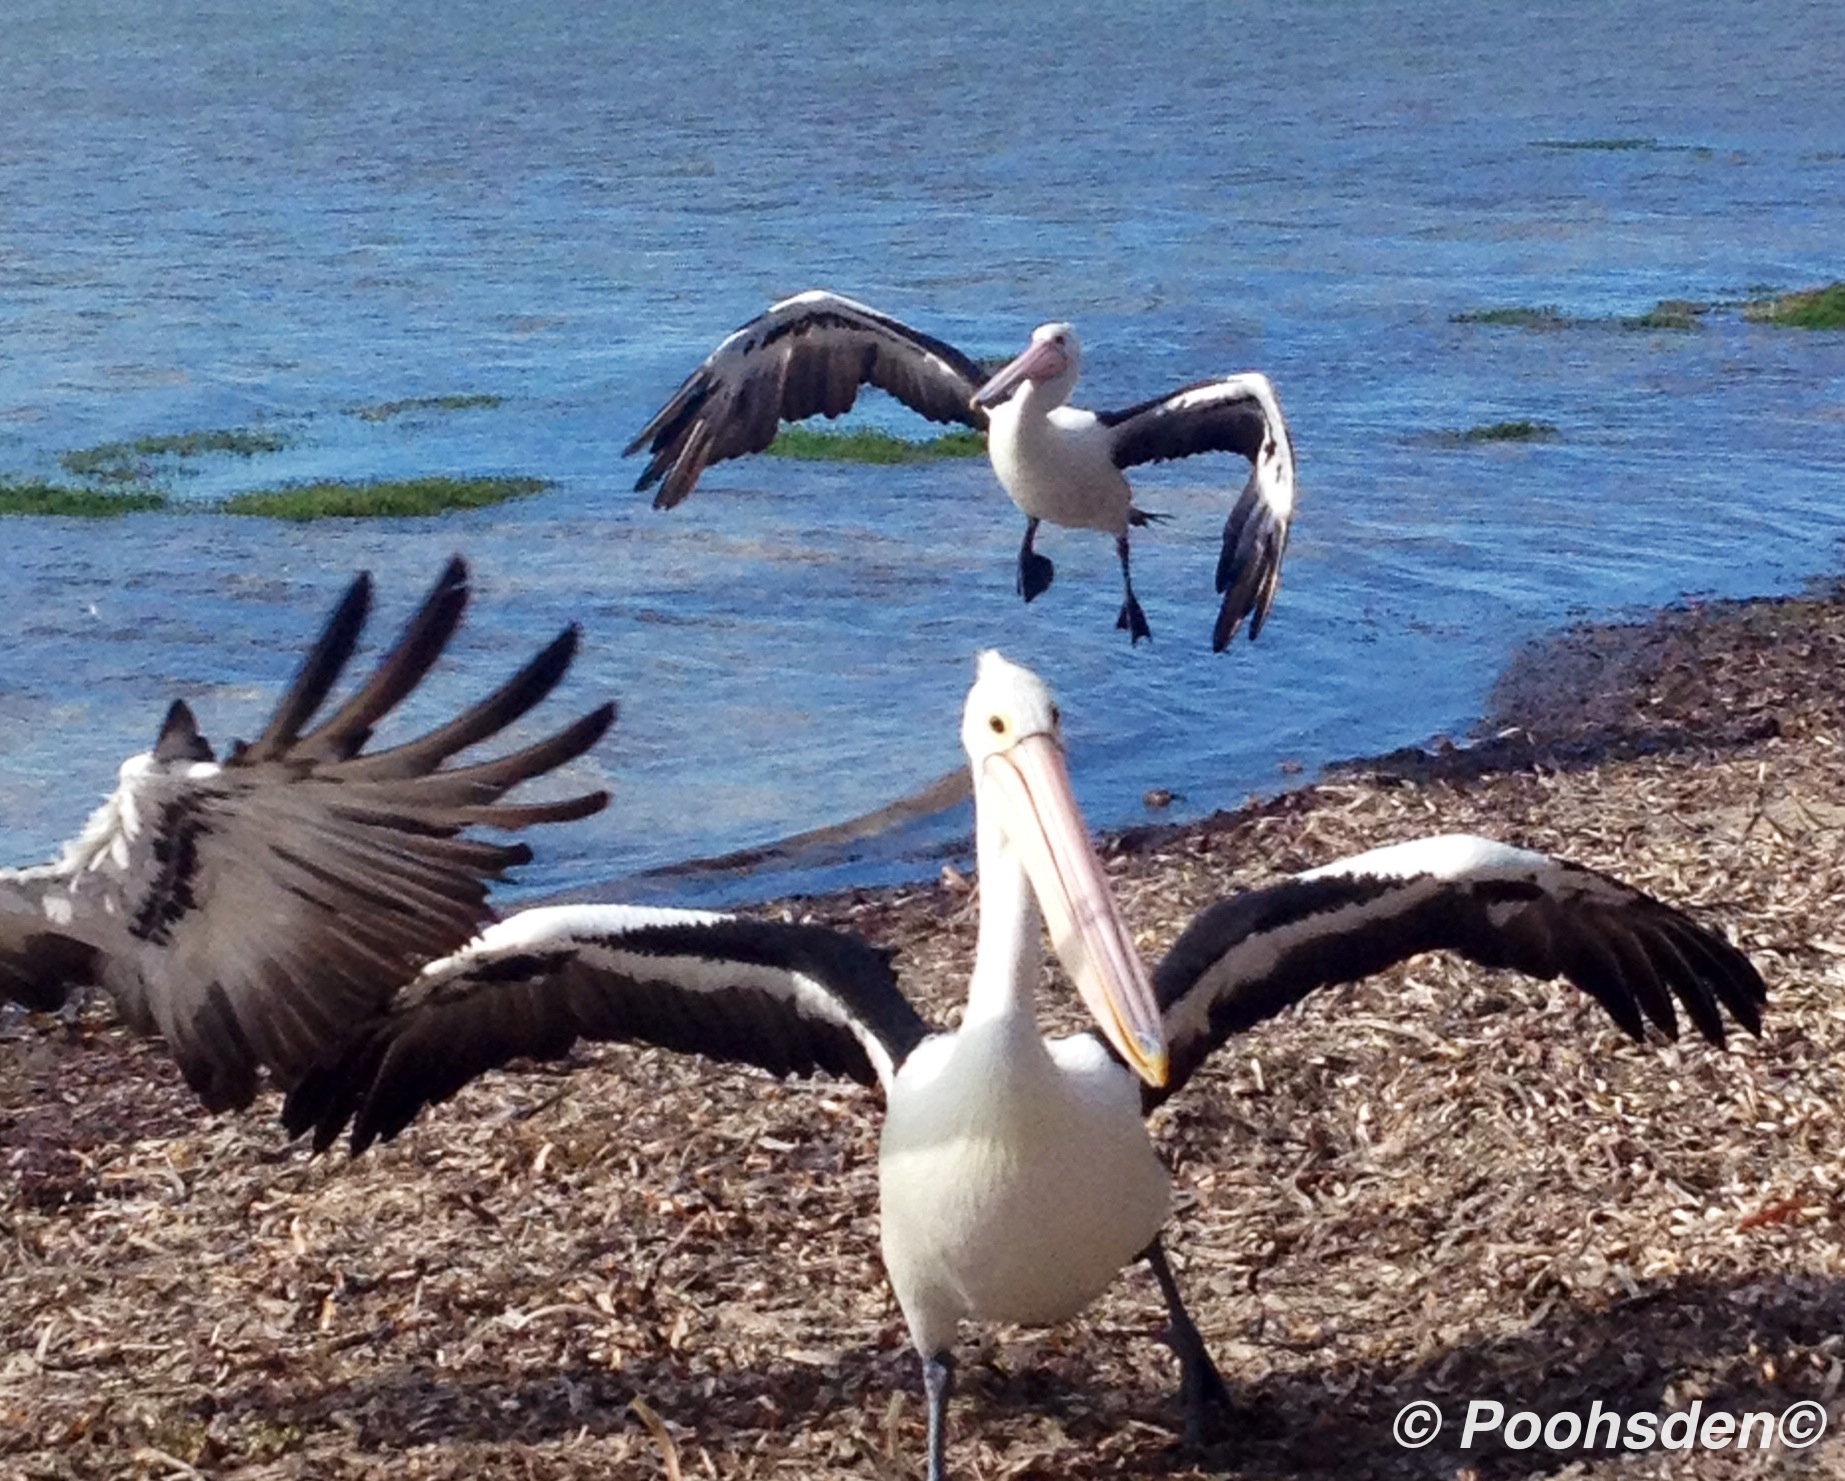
[5,577,1845,1478]
[676,576,1841,924]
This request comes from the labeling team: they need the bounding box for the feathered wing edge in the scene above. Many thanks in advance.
[624,291,989,508]
[102,557,614,1112]
[281,905,933,1153]
[1144,834,1764,1110]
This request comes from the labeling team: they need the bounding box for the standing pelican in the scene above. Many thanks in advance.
[0,557,614,1112]
[286,654,1761,1478]
[625,291,1296,649]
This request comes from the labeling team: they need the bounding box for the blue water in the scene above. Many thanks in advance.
[1,0,1842,903]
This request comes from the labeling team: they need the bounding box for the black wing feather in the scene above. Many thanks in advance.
[1146,840,1763,1110]
[283,912,933,1153]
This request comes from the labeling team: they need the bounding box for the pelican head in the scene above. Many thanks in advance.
[961,652,1168,1087]
[971,322,1082,411]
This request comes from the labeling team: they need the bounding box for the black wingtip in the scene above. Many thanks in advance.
[245,571,376,761]
[433,552,469,593]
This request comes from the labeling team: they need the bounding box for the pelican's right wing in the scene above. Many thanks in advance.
[625,290,990,507]
[282,904,933,1153]
[1099,372,1297,650]
[1146,834,1764,1108]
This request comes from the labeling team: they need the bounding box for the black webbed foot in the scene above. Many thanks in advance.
[1018,550,1055,603]
[1116,594,1151,644]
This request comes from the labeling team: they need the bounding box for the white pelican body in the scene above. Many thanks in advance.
[880,652,1172,1366]
[985,394,1129,533]
[883,1031,1166,1341]
[626,291,1298,649]
[880,839,1170,1353]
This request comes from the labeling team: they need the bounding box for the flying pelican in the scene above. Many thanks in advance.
[0,556,614,1113]
[624,291,1296,649]
[284,653,1762,1478]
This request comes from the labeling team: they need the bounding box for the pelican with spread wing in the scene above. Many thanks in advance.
[626,291,1296,649]
[287,653,1761,1479]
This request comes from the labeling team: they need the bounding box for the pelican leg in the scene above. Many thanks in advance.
[1141,1237,1231,1444]
[923,1349,957,1481]
[1115,534,1151,644]
[1017,518,1055,603]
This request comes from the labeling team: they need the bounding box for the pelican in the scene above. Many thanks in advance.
[284,653,1762,1478]
[625,291,1296,649]
[0,556,614,1113]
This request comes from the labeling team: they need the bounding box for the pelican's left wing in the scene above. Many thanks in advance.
[282,904,933,1153]
[1098,373,1297,650]
[0,559,615,1112]
[1145,834,1764,1108]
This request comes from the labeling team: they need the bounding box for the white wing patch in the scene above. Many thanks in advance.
[1300,833,1549,884]
[1158,876,1454,1053]
[431,904,905,1091]
[429,902,727,968]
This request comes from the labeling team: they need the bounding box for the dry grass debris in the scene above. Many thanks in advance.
[8,587,1845,1477]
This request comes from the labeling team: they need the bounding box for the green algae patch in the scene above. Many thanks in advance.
[218,475,547,521]
[1457,298,1726,332]
[1745,282,1845,330]
[1623,299,1709,331]
[1451,305,1572,329]
[1535,136,1661,152]
[767,425,986,463]
[0,479,168,516]
[1437,421,1560,447]
[61,426,293,483]
[350,394,507,422]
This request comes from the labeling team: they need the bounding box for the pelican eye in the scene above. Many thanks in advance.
[988,715,1007,735]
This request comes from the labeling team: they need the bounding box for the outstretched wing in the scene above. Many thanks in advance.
[0,558,615,1112]
[282,904,933,1153]
[1146,834,1764,1108]
[1098,372,1297,649]
[625,290,990,508]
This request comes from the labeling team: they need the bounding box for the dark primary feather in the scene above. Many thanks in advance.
[1144,847,1764,1109]
[336,625,593,789]
[1212,467,1290,650]
[239,565,395,763]
[0,558,616,1115]
[153,702,214,764]
[625,292,990,509]
[283,912,932,1153]
[292,556,473,764]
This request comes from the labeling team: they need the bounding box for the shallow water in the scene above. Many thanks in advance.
[1,0,1842,903]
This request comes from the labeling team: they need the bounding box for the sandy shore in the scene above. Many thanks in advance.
[4,584,1845,1479]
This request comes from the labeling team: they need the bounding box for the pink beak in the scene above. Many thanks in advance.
[982,732,1169,1087]
[972,337,1069,410]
